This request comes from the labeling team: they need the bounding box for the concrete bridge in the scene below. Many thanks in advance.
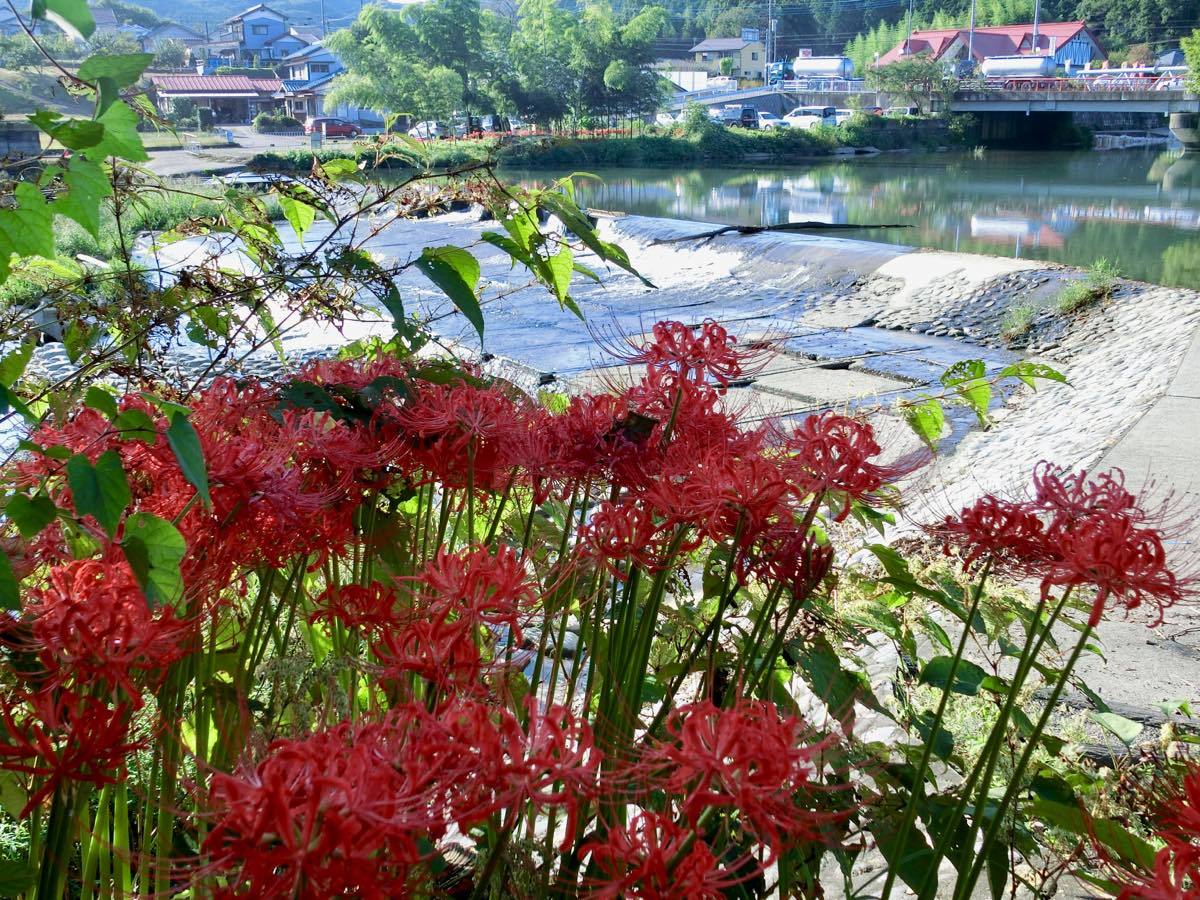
[669,83,1200,148]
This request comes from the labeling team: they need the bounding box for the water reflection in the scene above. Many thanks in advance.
[507,150,1200,288]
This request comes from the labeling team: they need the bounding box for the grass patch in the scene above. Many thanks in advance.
[1055,258,1121,314]
[1001,301,1038,341]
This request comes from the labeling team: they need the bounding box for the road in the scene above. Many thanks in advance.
[143,126,350,178]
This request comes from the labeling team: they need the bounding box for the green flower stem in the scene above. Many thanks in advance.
[80,785,111,900]
[917,588,1071,898]
[879,560,991,900]
[955,622,1093,900]
[113,781,131,899]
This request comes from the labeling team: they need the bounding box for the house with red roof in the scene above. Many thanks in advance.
[876,20,1104,68]
[148,74,284,124]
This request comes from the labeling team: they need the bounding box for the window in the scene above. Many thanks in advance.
[251,24,269,35]
[310,63,330,73]
[751,52,758,60]
[701,52,709,60]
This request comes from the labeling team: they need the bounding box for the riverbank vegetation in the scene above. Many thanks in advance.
[1056,257,1122,313]
[2,16,1199,900]
[250,113,955,172]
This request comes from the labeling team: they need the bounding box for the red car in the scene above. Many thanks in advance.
[304,117,363,138]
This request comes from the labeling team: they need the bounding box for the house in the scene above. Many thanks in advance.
[148,73,283,123]
[141,23,206,53]
[89,4,119,32]
[274,43,374,124]
[689,34,766,81]
[207,4,315,67]
[876,21,1104,68]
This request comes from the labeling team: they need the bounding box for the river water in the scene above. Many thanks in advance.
[506,149,1200,288]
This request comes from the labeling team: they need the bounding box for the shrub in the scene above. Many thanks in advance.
[1056,257,1121,313]
[1000,300,1037,341]
[253,111,303,133]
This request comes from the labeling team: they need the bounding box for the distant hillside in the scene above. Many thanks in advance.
[122,0,368,36]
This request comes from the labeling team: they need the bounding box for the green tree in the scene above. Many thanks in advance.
[707,5,758,37]
[866,56,958,111]
[324,6,464,121]
[1182,28,1200,94]
[87,30,141,56]
[0,34,45,70]
[154,38,187,69]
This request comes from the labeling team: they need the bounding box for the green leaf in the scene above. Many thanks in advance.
[66,450,130,538]
[84,101,148,163]
[0,549,19,611]
[6,493,57,538]
[27,111,105,150]
[870,817,938,897]
[941,359,992,426]
[546,243,574,307]
[380,286,405,329]
[416,246,483,342]
[55,157,112,238]
[0,183,55,274]
[919,656,988,695]
[902,398,945,450]
[536,191,654,287]
[913,709,955,760]
[998,360,1069,389]
[1030,798,1156,869]
[0,339,34,388]
[1090,711,1143,745]
[985,833,1008,900]
[121,513,186,609]
[84,385,119,419]
[317,158,361,181]
[0,859,36,896]
[113,407,158,441]
[166,413,210,509]
[278,194,316,247]
[32,0,94,39]
[77,52,154,88]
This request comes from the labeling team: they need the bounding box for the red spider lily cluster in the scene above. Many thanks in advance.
[1113,763,1200,898]
[937,462,1192,626]
[0,315,1192,896]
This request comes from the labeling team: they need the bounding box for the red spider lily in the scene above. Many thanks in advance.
[373,617,492,696]
[0,691,141,817]
[936,495,1055,576]
[387,699,602,841]
[739,523,835,601]
[639,700,838,855]
[203,722,430,899]
[27,557,189,699]
[415,544,534,633]
[783,413,928,516]
[399,381,526,492]
[1032,461,1141,525]
[581,811,736,899]
[1044,509,1185,627]
[580,501,679,577]
[1116,842,1200,899]
[309,581,400,633]
[539,393,641,485]
[1162,763,1200,842]
[624,320,747,388]
[644,447,789,546]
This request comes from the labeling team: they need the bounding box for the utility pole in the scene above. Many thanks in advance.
[765,0,772,71]
[904,0,915,55]
[967,0,976,63]
[320,0,328,37]
[1032,0,1041,54]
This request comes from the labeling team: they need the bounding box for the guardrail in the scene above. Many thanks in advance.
[978,73,1187,92]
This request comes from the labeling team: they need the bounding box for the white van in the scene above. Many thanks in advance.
[783,106,836,130]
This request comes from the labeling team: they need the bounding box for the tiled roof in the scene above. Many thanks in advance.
[222,3,287,24]
[149,74,283,93]
[876,20,1095,65]
[690,38,755,52]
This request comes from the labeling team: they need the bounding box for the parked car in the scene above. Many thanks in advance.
[832,108,856,125]
[408,121,449,139]
[713,104,758,128]
[884,105,921,117]
[757,111,789,129]
[304,117,363,138]
[783,106,836,129]
[655,112,677,127]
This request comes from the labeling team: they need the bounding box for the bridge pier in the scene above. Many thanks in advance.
[1169,112,1200,151]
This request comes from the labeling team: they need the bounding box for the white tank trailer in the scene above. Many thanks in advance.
[790,56,855,79]
[979,55,1057,77]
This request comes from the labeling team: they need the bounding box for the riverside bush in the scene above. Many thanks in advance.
[252,111,303,133]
